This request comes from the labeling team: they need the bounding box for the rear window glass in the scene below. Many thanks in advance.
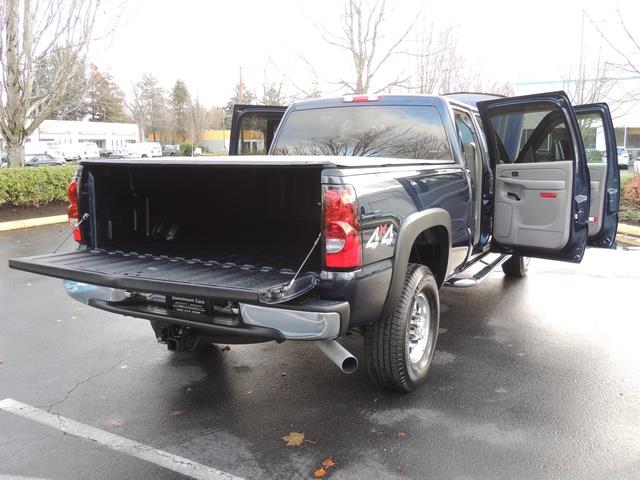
[272,105,452,160]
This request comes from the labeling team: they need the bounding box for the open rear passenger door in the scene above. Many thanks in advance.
[478,92,590,263]
[574,103,620,248]
[229,104,287,156]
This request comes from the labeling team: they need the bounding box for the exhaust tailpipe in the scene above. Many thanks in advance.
[315,340,358,374]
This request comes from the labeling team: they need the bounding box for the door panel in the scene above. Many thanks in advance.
[587,163,606,236]
[229,105,287,156]
[478,91,590,262]
[495,161,572,249]
[574,103,620,248]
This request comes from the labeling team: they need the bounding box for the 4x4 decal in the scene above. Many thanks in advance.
[365,224,395,249]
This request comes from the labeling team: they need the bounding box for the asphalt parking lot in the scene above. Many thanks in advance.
[1,223,639,480]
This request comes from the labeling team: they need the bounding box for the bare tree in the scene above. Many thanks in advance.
[587,9,640,81]
[261,79,288,106]
[322,0,415,93]
[581,9,640,115]
[407,25,513,96]
[127,82,149,142]
[266,56,321,100]
[0,0,102,167]
[126,74,167,142]
[185,98,209,150]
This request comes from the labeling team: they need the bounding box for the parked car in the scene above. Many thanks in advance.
[123,142,162,158]
[24,141,65,162]
[617,147,630,169]
[24,154,65,167]
[10,92,621,392]
[99,148,127,159]
[80,142,100,159]
[604,146,630,169]
[162,144,180,156]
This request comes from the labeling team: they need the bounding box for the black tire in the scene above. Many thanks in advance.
[364,263,439,392]
[501,255,529,278]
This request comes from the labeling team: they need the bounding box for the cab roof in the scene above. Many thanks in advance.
[290,92,505,112]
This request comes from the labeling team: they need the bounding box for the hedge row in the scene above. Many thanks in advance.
[0,165,77,207]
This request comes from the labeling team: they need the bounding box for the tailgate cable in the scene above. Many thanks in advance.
[53,213,90,254]
[261,232,322,303]
[286,232,322,292]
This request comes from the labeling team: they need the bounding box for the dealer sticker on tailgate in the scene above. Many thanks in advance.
[167,295,213,316]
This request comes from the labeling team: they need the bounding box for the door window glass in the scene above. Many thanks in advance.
[576,111,607,164]
[236,114,281,155]
[487,104,576,164]
[454,110,480,169]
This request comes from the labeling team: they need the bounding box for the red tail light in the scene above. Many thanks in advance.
[323,185,361,269]
[67,179,82,242]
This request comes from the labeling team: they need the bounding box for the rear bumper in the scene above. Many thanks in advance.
[64,281,348,341]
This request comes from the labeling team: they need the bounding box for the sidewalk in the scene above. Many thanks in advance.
[0,214,67,232]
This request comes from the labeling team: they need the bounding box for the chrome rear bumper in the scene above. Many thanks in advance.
[64,281,345,341]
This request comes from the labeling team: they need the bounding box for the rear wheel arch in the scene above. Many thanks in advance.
[409,226,449,287]
[379,208,451,322]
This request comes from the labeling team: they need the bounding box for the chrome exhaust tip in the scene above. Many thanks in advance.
[315,340,358,374]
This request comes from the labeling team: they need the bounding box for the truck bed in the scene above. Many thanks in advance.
[10,163,325,304]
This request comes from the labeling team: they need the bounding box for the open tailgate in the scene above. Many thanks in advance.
[9,249,317,304]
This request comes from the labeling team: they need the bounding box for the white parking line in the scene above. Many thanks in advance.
[0,399,244,480]
[0,475,51,480]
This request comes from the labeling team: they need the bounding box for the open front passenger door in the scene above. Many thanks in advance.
[574,103,620,248]
[229,104,287,156]
[478,92,590,263]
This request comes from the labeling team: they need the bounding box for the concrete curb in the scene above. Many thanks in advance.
[618,223,640,237]
[0,214,67,232]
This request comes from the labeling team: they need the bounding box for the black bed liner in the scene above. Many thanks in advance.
[9,249,318,303]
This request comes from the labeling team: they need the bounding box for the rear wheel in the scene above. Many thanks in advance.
[501,255,529,278]
[364,263,439,392]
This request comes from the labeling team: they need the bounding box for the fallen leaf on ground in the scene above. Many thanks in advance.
[281,431,305,447]
[398,431,406,438]
[221,345,231,351]
[322,458,336,468]
[104,419,123,427]
[313,468,327,478]
[168,410,185,416]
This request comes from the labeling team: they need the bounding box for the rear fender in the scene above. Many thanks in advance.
[379,208,451,322]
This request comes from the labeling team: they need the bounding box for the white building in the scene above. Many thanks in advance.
[28,119,139,151]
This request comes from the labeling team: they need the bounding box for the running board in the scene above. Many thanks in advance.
[445,254,510,288]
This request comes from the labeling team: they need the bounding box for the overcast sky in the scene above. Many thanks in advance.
[91,0,640,110]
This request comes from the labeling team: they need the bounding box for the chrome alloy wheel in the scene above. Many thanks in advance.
[408,292,430,364]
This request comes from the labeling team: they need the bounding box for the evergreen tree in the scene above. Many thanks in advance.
[86,65,125,122]
[169,79,190,141]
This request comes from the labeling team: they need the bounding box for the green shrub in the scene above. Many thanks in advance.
[619,204,640,224]
[179,141,193,156]
[0,165,77,207]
